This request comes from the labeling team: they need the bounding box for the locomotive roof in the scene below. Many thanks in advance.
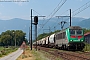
[69,26,82,29]
[55,26,82,34]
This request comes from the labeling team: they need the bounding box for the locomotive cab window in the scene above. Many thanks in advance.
[70,29,83,35]
[76,30,82,35]
[70,29,75,35]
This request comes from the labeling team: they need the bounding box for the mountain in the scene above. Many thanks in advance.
[78,18,90,29]
[71,17,85,25]
[38,17,85,30]
[0,17,88,40]
[0,18,30,39]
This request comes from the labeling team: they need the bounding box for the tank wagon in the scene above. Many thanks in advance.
[41,38,46,47]
[48,34,55,48]
[33,26,85,50]
[45,36,49,47]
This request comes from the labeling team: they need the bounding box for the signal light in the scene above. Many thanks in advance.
[34,16,38,25]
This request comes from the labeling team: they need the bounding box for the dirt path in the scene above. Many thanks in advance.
[17,49,35,60]
[0,48,23,60]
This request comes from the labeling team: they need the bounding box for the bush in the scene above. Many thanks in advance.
[1,50,6,55]
[83,43,90,51]
[0,52,2,57]
[0,46,18,57]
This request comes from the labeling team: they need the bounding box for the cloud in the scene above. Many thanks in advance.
[80,0,82,1]
[0,15,12,20]
[13,0,29,6]
[14,2,23,6]
[76,0,83,1]
[13,0,29,2]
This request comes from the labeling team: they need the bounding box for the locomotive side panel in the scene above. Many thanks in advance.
[55,30,68,48]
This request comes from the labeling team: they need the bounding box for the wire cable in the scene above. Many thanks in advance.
[37,0,67,34]
[51,1,90,31]
[72,1,90,16]
[41,0,67,28]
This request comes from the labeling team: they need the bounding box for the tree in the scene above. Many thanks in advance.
[0,30,28,46]
[83,28,90,34]
[0,35,12,46]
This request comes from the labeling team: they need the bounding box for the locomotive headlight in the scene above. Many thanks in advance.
[70,40,73,41]
[68,44,70,46]
[81,40,83,41]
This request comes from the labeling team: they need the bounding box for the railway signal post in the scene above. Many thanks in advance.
[30,9,45,50]
[33,16,45,51]
[33,16,38,51]
[30,9,32,50]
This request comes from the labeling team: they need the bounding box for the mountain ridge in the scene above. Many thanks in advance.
[0,17,89,39]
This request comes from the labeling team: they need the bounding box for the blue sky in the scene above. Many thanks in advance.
[0,0,90,20]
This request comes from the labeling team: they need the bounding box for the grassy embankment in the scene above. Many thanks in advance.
[83,43,90,52]
[17,43,90,60]
[17,46,50,60]
[31,49,50,60]
[0,46,18,57]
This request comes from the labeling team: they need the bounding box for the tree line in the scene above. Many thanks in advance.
[0,30,28,46]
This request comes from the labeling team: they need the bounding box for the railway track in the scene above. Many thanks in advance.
[35,46,90,60]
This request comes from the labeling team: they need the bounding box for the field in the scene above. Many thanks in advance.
[0,46,18,57]
[17,47,34,60]
[17,43,90,60]
[0,47,4,50]
[17,46,49,60]
[1,43,90,60]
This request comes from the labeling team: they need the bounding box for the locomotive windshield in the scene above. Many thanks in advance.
[70,29,75,35]
[76,30,82,35]
[70,29,83,35]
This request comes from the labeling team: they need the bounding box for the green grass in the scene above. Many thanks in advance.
[31,49,49,60]
[41,50,63,60]
[0,47,4,51]
[83,43,90,52]
[0,46,18,57]
[31,48,63,60]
